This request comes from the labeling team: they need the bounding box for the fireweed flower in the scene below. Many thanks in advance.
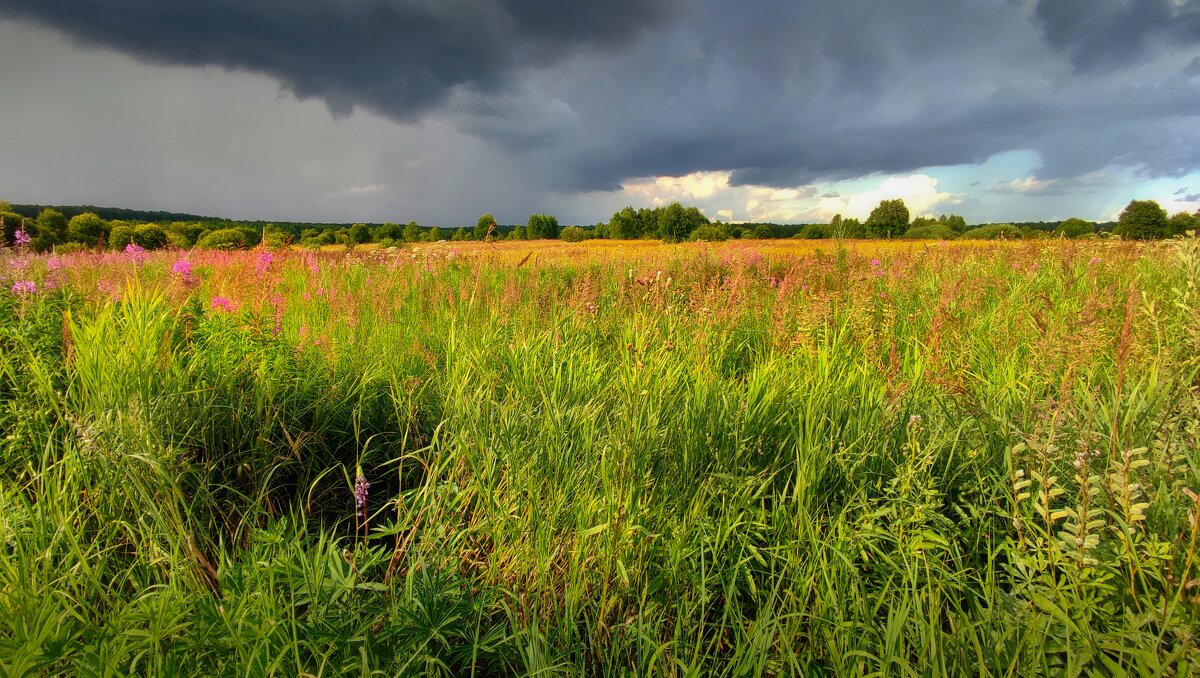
[210,296,235,312]
[171,258,198,287]
[13,229,31,248]
[254,250,273,277]
[124,242,146,266]
[354,473,370,516]
[46,256,63,271]
[1089,256,1101,266]
[10,280,36,295]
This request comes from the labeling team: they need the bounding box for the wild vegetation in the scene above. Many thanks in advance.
[5,197,1196,254]
[2,234,1200,675]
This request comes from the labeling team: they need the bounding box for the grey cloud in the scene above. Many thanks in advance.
[0,0,681,120]
[1187,193,1200,203]
[1030,0,1195,72]
[3,0,1200,221]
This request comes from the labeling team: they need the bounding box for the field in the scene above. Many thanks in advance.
[2,237,1200,675]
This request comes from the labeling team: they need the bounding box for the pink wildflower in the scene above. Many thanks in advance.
[210,296,235,312]
[10,280,36,295]
[124,242,146,265]
[254,250,273,276]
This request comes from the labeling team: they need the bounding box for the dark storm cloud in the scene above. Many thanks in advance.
[1030,0,1198,72]
[0,0,681,119]
[2,0,1199,202]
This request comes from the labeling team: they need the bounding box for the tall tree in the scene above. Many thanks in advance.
[474,213,497,240]
[607,206,639,239]
[1115,200,1169,240]
[865,199,910,238]
[348,222,372,245]
[526,213,560,239]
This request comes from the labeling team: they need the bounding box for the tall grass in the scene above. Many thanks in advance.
[1,239,1198,674]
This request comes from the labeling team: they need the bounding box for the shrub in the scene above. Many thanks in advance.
[960,223,1021,240]
[796,224,829,239]
[690,225,726,242]
[109,224,135,250]
[132,224,169,250]
[560,226,587,242]
[901,223,957,239]
[54,242,89,254]
[197,228,249,250]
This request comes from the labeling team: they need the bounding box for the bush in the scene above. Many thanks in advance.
[109,224,135,250]
[689,225,726,242]
[197,228,249,250]
[960,224,1021,240]
[900,223,957,240]
[560,226,587,242]
[131,224,169,250]
[53,242,89,254]
[796,224,829,239]
[263,231,291,249]
[1055,217,1095,239]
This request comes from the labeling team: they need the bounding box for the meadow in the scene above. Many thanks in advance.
[1,237,1199,675]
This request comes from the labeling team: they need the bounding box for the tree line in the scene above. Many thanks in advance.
[2,197,1195,253]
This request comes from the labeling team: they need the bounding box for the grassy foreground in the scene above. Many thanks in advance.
[2,238,1199,675]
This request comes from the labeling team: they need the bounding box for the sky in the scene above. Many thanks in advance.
[0,0,1198,227]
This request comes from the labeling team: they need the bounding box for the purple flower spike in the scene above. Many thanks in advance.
[354,473,370,516]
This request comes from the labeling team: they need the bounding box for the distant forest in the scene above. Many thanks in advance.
[1,197,1193,253]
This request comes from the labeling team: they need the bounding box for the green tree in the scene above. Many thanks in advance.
[1115,200,1169,240]
[348,223,372,245]
[901,223,957,239]
[607,206,639,239]
[937,214,968,233]
[1054,217,1095,238]
[167,221,206,247]
[1168,211,1197,236]
[197,228,248,250]
[33,208,68,250]
[109,223,135,250]
[474,213,497,240]
[132,223,169,249]
[961,223,1020,240]
[425,225,443,242]
[560,226,587,242]
[656,202,707,242]
[829,214,867,239]
[527,213,561,239]
[1,211,23,245]
[796,223,829,239]
[374,222,403,241]
[689,225,726,242]
[508,225,526,240]
[67,212,111,247]
[402,221,423,242]
[865,199,910,238]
